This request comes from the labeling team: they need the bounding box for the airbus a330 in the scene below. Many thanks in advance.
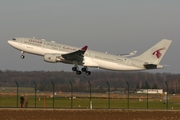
[8,38,172,75]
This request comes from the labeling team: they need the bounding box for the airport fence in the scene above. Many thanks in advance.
[0,81,180,110]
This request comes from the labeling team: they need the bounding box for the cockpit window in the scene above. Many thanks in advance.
[12,38,16,40]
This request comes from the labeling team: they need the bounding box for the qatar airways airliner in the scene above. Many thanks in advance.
[8,38,172,75]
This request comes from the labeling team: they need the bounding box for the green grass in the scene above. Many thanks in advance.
[1,95,180,110]
[0,93,180,110]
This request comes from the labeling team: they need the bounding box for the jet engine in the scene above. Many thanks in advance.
[44,54,58,63]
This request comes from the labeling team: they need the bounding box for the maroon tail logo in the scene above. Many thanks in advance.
[152,47,166,59]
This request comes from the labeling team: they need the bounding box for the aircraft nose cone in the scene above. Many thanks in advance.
[8,40,13,46]
[8,40,11,44]
[8,40,10,44]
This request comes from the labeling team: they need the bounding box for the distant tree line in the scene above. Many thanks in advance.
[0,70,179,93]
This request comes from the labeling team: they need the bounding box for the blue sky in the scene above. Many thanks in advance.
[1,1,180,73]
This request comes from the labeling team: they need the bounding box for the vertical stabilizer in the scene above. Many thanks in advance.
[132,39,172,64]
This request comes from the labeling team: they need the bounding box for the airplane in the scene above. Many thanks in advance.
[8,38,172,75]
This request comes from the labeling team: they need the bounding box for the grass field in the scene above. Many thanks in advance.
[1,88,180,120]
[0,87,180,109]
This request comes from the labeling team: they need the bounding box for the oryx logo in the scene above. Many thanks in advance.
[152,47,166,59]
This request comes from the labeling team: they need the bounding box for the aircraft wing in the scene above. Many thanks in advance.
[118,50,137,57]
[61,46,88,61]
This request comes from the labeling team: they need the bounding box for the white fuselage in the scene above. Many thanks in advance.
[8,38,147,71]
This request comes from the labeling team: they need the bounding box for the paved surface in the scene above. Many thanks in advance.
[0,108,180,120]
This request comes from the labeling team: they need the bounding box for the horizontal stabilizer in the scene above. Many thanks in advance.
[144,63,164,69]
[119,50,137,57]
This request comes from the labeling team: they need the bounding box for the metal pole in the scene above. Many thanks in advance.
[69,81,73,109]
[88,81,92,109]
[145,81,148,109]
[165,81,168,110]
[33,81,37,108]
[0,86,1,107]
[15,81,18,108]
[106,81,110,109]
[0,84,1,108]
[0,81,7,108]
[126,81,129,109]
[51,81,54,108]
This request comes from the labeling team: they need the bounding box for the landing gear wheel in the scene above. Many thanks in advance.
[76,71,82,75]
[81,67,91,75]
[85,71,91,75]
[81,67,87,72]
[72,67,77,71]
[21,55,25,59]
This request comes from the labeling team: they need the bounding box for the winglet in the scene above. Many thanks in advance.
[81,46,88,51]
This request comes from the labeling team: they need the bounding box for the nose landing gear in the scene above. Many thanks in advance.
[21,51,25,59]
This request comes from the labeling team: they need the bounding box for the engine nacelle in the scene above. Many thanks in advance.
[44,54,57,63]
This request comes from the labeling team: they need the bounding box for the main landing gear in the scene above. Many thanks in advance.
[81,67,91,75]
[72,67,91,75]
[21,51,25,59]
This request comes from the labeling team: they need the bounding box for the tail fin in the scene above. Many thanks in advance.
[132,39,172,64]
